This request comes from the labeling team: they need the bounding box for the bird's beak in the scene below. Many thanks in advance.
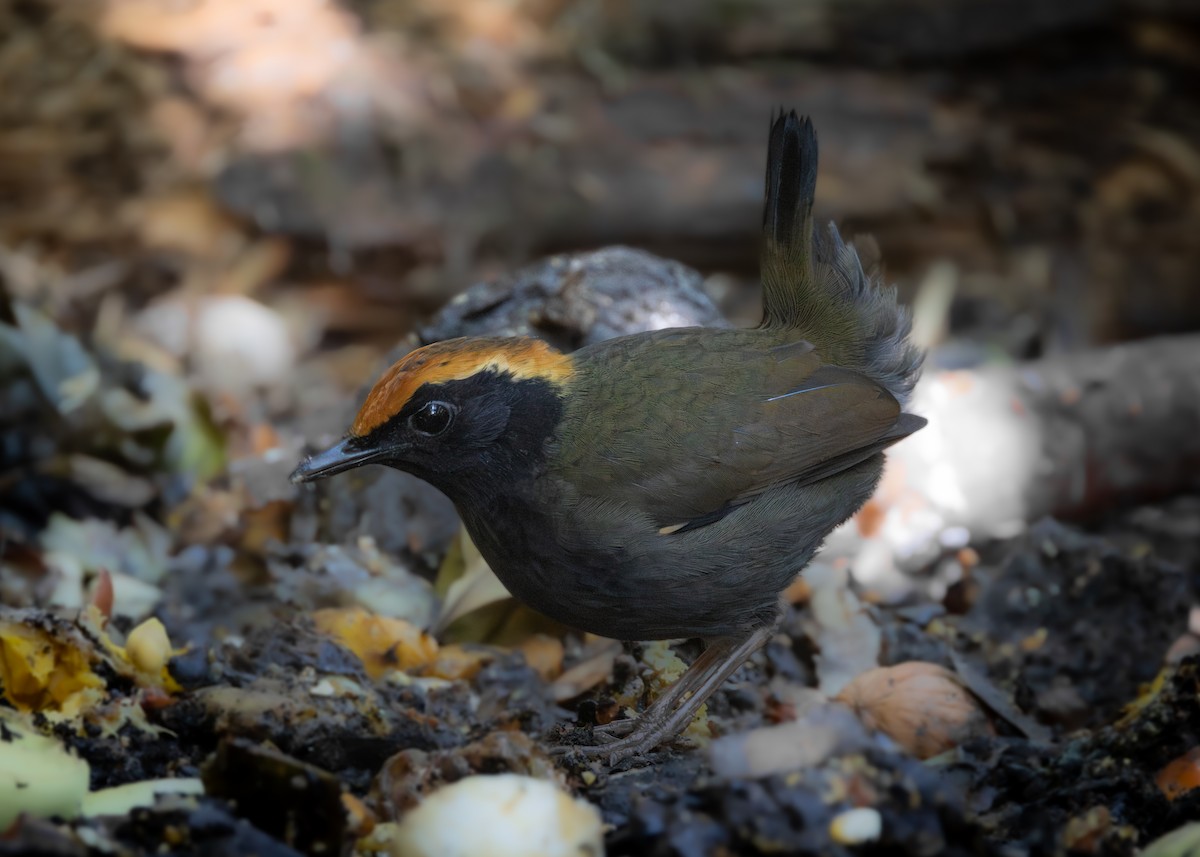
[290,437,388,484]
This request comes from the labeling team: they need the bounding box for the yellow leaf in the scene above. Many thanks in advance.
[0,619,106,714]
[312,607,438,679]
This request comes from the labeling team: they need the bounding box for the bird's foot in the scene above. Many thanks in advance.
[590,718,638,740]
[550,625,777,766]
[549,715,675,765]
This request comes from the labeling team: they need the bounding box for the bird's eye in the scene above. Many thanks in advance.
[409,400,455,436]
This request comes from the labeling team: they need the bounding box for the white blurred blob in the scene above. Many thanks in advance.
[138,294,296,395]
[385,774,603,857]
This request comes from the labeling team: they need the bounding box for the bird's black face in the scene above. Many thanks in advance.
[291,371,564,502]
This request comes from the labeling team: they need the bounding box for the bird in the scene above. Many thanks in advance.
[292,110,925,762]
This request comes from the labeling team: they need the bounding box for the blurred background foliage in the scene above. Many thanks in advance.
[2,0,1199,352]
[1,0,1198,578]
[2,7,1200,850]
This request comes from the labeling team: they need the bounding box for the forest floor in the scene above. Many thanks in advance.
[3,3,1200,856]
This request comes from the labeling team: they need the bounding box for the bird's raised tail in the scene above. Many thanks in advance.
[760,110,923,405]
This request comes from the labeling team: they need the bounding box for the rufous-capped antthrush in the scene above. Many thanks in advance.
[293,111,925,761]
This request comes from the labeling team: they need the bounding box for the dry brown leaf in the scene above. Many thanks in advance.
[312,607,438,679]
[240,500,292,556]
[422,643,495,682]
[130,189,243,259]
[514,634,564,682]
[1157,747,1200,801]
[549,640,621,703]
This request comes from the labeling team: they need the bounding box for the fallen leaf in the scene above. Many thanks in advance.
[549,640,621,703]
[0,616,107,714]
[434,529,513,634]
[313,607,438,679]
[1158,747,1200,800]
[0,303,99,414]
[423,643,495,682]
[514,634,564,682]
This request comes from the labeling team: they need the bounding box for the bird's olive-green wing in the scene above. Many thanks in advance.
[554,329,908,528]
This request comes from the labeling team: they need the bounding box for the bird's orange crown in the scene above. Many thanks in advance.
[351,337,573,436]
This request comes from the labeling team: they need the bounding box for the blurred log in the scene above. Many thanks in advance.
[583,0,1122,63]
[214,68,966,273]
[209,12,1200,341]
[414,246,729,349]
[18,0,1194,346]
[832,333,1200,580]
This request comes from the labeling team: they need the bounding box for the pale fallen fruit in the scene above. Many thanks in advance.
[139,294,296,393]
[82,778,204,817]
[830,807,883,845]
[388,774,603,857]
[0,716,90,828]
[125,617,173,676]
[709,702,862,779]
[834,662,993,759]
[1141,822,1200,857]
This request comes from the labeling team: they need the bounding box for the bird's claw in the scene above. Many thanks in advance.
[546,718,638,759]
[548,716,671,765]
[590,718,637,739]
[549,737,654,766]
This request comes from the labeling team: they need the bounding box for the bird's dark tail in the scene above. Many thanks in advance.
[760,110,922,405]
